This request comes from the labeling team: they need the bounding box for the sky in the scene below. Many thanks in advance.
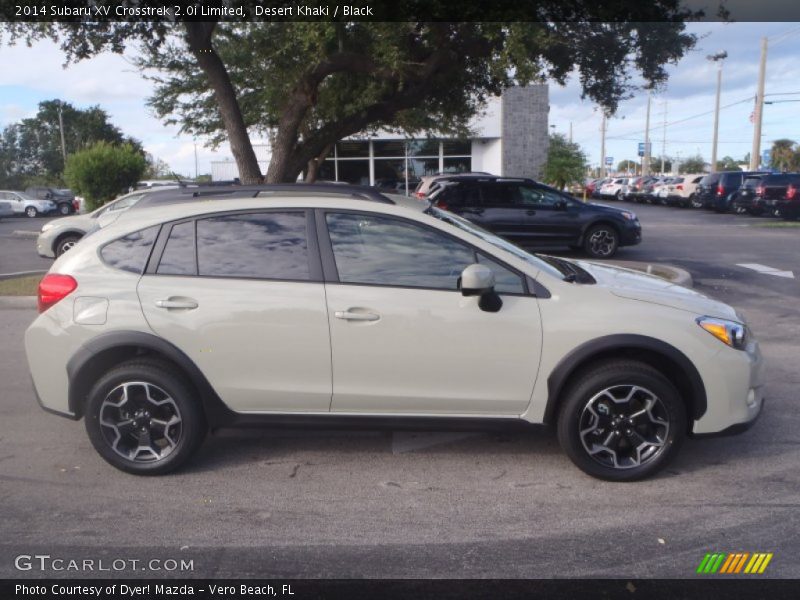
[1,20,799,178]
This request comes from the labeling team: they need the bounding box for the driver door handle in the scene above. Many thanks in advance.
[334,310,380,322]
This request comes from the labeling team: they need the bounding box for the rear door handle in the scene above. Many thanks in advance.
[155,298,199,310]
[334,310,380,322]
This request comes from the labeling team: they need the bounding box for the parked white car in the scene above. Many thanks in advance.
[0,190,57,217]
[661,174,707,208]
[26,187,764,481]
[598,178,630,200]
[37,188,178,258]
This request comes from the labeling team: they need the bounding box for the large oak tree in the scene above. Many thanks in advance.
[2,2,702,183]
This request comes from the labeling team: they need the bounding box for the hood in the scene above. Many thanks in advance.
[44,213,95,232]
[576,260,741,322]
[586,202,634,216]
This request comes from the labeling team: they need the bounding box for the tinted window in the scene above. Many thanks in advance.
[482,183,523,206]
[157,221,196,276]
[518,185,565,208]
[196,212,309,280]
[101,226,159,274]
[326,213,474,290]
[764,175,789,185]
[700,174,720,186]
[476,253,525,294]
[441,183,481,207]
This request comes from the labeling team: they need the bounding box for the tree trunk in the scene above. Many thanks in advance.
[304,143,333,183]
[183,23,262,184]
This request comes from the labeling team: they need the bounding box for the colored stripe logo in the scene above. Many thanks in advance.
[696,552,773,574]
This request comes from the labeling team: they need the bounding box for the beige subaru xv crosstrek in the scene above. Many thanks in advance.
[25,187,765,480]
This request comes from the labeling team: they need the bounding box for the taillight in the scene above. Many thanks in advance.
[38,274,77,313]
[755,186,764,197]
[716,184,724,196]
[676,184,684,191]
[415,191,426,199]
[787,185,797,200]
[72,199,80,211]
[435,200,449,211]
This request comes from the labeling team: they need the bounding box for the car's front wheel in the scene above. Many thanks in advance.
[55,234,82,256]
[84,360,206,475]
[690,194,702,209]
[583,224,619,258]
[25,206,38,218]
[557,360,686,481]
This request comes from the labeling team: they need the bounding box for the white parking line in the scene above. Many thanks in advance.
[736,263,795,279]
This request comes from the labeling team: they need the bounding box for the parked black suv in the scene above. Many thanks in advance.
[696,171,768,212]
[427,176,641,258]
[734,173,800,216]
[25,187,76,215]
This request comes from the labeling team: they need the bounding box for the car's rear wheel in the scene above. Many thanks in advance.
[583,224,619,258]
[58,203,72,216]
[55,234,82,257]
[84,360,206,475]
[25,206,38,218]
[690,194,702,209]
[557,360,686,481]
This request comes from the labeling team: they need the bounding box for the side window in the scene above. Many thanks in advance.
[519,185,563,208]
[157,221,196,276]
[100,226,159,274]
[692,176,704,184]
[476,253,525,294]
[107,193,145,213]
[482,183,522,206]
[326,212,475,290]
[196,212,310,280]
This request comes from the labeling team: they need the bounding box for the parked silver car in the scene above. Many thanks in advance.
[0,190,57,217]
[0,200,13,220]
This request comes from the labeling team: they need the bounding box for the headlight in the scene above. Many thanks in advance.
[697,316,747,350]
[41,222,54,232]
[621,211,637,221]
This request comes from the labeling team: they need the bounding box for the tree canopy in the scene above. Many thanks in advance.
[770,139,799,172]
[63,141,146,209]
[543,133,587,190]
[0,99,138,189]
[677,154,705,174]
[3,5,700,183]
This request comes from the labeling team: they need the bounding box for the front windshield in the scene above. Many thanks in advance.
[426,206,566,280]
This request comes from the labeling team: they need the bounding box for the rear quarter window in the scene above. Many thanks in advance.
[100,226,159,274]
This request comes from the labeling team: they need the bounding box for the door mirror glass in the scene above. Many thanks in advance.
[554,199,568,210]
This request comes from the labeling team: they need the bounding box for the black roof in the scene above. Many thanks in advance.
[132,183,394,210]
[430,174,536,184]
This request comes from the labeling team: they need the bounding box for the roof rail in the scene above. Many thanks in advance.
[133,183,395,210]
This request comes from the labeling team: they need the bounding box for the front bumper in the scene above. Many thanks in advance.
[619,222,642,246]
[692,338,765,435]
[36,233,56,258]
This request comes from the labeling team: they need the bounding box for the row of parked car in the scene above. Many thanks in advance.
[0,187,79,219]
[587,172,800,220]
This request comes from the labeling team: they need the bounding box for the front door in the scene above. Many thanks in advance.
[321,210,542,416]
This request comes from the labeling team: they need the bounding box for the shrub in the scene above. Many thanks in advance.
[63,142,146,210]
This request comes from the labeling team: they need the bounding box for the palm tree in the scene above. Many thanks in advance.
[771,139,796,171]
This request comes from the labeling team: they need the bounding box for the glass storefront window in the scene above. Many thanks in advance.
[373,141,406,157]
[318,160,336,182]
[336,160,370,185]
[407,139,440,157]
[407,158,440,180]
[443,157,472,173]
[336,141,370,158]
[442,140,471,156]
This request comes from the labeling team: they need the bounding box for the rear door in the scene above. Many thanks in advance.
[516,183,582,244]
[137,210,333,413]
[469,181,530,241]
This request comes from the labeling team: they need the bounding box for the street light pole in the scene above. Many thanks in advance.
[600,112,607,178]
[750,37,768,171]
[707,50,727,173]
[643,92,652,176]
[57,103,67,166]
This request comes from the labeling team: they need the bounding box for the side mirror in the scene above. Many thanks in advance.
[459,264,502,313]
[554,199,568,210]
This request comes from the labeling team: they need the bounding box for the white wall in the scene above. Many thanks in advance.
[471,138,502,176]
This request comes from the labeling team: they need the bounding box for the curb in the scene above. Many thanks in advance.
[605,260,693,287]
[0,270,46,280]
[0,296,37,309]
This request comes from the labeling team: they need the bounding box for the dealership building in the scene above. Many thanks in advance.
[211,85,549,190]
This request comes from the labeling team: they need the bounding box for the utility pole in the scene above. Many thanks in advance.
[750,37,768,171]
[57,103,67,166]
[569,121,573,143]
[707,50,727,172]
[643,92,652,176]
[600,112,607,178]
[193,138,198,179]
[660,100,668,174]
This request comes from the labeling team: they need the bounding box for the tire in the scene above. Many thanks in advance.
[58,202,72,216]
[583,224,619,258]
[556,360,687,481]
[55,234,82,257]
[690,194,702,209]
[25,206,38,218]
[84,359,207,475]
[614,190,621,201]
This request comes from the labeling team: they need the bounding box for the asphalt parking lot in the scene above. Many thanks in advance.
[0,214,55,277]
[0,203,798,579]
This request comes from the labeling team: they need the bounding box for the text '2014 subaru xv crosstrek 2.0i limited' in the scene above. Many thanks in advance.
[25,187,765,481]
